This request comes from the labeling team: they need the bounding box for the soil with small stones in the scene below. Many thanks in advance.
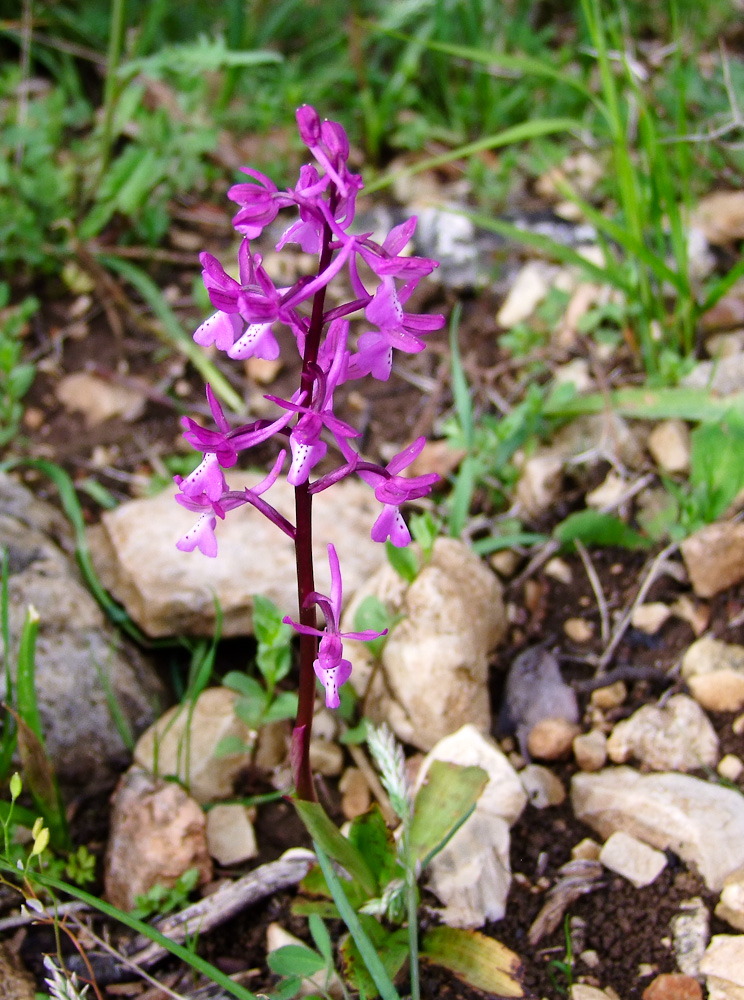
[7,206,744,998]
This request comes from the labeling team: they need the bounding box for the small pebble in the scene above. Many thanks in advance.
[573,729,607,772]
[544,557,573,585]
[642,973,702,1000]
[490,550,519,577]
[718,754,744,782]
[564,617,594,643]
[599,831,667,888]
[631,602,672,635]
[527,717,580,761]
[572,838,602,861]
[519,764,566,808]
[590,681,627,710]
[734,714,744,736]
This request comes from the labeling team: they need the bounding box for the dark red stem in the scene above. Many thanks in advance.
[292,192,339,802]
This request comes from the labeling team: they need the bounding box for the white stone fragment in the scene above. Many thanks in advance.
[599,831,667,888]
[573,730,607,772]
[89,474,386,637]
[414,725,527,928]
[672,897,710,979]
[631,602,672,635]
[682,637,744,713]
[606,694,719,772]
[342,539,506,752]
[716,868,744,931]
[571,767,744,890]
[701,935,744,1000]
[497,261,559,327]
[206,805,258,866]
[134,688,251,804]
[519,764,566,808]
[648,420,691,474]
[719,756,744,783]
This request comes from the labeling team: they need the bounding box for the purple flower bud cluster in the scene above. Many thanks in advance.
[176,106,443,712]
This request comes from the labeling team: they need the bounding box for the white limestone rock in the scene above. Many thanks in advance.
[599,831,667,888]
[519,764,566,808]
[648,420,691,474]
[414,725,527,928]
[206,804,258,866]
[716,868,744,932]
[104,769,212,912]
[606,694,719,772]
[134,687,251,804]
[701,935,744,1000]
[680,523,744,600]
[89,473,386,637]
[571,767,744,890]
[672,897,710,979]
[342,539,506,751]
[682,637,744,713]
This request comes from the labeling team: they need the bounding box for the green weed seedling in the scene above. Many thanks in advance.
[290,725,524,1000]
[640,416,744,543]
[547,914,575,996]
[218,595,298,756]
[130,866,200,921]
[268,913,351,1000]
[443,306,553,544]
[0,283,38,449]
[384,511,440,585]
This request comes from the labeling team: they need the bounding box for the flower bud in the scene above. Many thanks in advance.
[296,105,321,146]
[9,772,21,800]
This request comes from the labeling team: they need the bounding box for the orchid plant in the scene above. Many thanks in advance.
[176,105,443,800]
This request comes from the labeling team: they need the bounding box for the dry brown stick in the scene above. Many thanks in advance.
[574,538,609,644]
[596,540,680,674]
[126,851,314,968]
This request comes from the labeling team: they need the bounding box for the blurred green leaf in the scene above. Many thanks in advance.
[554,511,650,551]
[268,944,326,979]
[293,800,377,898]
[410,761,487,869]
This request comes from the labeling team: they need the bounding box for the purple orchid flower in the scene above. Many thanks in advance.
[176,451,288,557]
[228,167,294,239]
[177,385,299,498]
[336,435,439,546]
[284,544,387,708]
[265,320,357,485]
[347,276,445,381]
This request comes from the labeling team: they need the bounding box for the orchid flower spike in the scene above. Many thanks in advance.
[284,544,387,708]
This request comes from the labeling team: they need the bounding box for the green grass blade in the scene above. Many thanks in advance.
[97,255,244,413]
[697,257,744,317]
[365,118,586,195]
[92,647,135,752]
[0,862,259,1000]
[448,303,472,449]
[543,386,744,422]
[313,841,402,1000]
[14,607,71,849]
[553,181,688,296]
[16,607,43,743]
[364,24,599,109]
[461,211,624,290]
[0,548,16,779]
